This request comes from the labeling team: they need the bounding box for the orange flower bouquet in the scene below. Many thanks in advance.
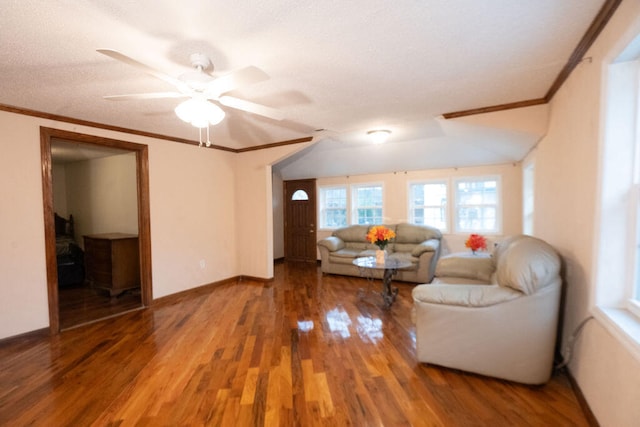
[465,233,487,253]
[367,225,396,250]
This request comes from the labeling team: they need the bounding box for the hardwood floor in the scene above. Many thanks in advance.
[0,262,592,426]
[58,283,142,330]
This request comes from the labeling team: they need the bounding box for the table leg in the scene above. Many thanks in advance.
[381,268,399,307]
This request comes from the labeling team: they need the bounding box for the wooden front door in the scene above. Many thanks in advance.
[284,179,317,262]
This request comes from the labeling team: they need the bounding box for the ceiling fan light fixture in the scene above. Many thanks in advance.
[367,129,391,144]
[175,98,225,128]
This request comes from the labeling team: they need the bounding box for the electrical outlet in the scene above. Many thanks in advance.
[199,259,206,269]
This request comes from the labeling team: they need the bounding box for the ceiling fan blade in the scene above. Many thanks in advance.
[204,66,269,98]
[219,96,284,121]
[97,48,190,92]
[103,91,187,101]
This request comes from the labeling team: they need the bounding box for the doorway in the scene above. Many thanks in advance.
[40,127,152,333]
[283,179,317,262]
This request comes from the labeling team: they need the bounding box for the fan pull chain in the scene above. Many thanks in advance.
[197,125,213,147]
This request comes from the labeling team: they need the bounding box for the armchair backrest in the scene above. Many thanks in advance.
[495,235,561,295]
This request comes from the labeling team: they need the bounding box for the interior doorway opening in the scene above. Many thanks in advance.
[40,127,152,332]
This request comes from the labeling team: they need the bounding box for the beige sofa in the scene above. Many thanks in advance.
[317,223,442,283]
[411,235,562,384]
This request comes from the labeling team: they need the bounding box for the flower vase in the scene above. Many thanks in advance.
[376,249,386,264]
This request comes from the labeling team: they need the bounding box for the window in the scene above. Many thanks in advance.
[291,189,309,200]
[631,138,640,318]
[318,186,347,228]
[352,184,383,225]
[409,181,448,231]
[319,183,385,228]
[633,182,640,317]
[593,41,640,355]
[598,52,640,317]
[523,163,535,235]
[454,177,500,233]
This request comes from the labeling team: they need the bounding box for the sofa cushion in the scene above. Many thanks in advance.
[496,237,561,295]
[410,239,439,257]
[333,225,369,243]
[395,223,442,243]
[329,248,363,259]
[412,283,521,307]
[432,276,489,285]
[387,251,419,265]
[394,243,417,253]
[345,241,371,251]
[436,255,494,282]
[358,249,378,258]
[317,236,345,252]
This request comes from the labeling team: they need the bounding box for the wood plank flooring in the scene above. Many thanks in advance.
[0,261,592,426]
[58,284,142,330]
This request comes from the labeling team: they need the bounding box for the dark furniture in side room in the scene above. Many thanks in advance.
[54,213,85,287]
[83,233,140,296]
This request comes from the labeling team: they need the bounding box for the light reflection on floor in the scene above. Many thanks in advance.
[356,315,383,343]
[325,307,352,338]
[297,320,314,332]
[322,307,384,343]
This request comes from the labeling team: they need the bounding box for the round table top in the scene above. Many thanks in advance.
[352,256,412,270]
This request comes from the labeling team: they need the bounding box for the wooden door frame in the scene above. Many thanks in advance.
[40,127,153,334]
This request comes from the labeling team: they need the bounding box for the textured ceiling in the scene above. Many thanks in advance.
[1,1,608,177]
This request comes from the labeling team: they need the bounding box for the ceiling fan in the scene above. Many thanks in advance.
[97,49,284,142]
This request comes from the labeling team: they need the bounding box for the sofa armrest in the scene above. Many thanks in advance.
[412,284,521,307]
[317,236,345,252]
[435,255,494,282]
[411,238,439,257]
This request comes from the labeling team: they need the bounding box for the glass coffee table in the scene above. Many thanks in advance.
[352,256,412,307]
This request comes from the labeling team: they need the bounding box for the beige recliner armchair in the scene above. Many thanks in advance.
[411,235,562,384]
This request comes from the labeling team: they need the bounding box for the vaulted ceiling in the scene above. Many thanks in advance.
[2,1,615,178]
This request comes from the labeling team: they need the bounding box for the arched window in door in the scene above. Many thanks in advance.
[291,189,309,200]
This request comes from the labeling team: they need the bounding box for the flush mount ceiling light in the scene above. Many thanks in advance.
[367,129,391,144]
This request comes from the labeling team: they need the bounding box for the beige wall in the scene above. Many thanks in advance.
[148,139,240,298]
[63,153,138,244]
[272,171,285,259]
[314,162,523,255]
[234,143,313,279]
[2,6,639,423]
[528,0,640,424]
[0,110,307,338]
[52,163,68,216]
[0,112,50,337]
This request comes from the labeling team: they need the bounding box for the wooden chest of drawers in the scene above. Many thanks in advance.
[84,233,140,296]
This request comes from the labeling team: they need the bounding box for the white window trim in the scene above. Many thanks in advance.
[592,307,640,363]
[350,182,384,225]
[452,175,502,235]
[407,179,449,232]
[317,185,348,230]
[522,161,535,235]
[592,46,640,362]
